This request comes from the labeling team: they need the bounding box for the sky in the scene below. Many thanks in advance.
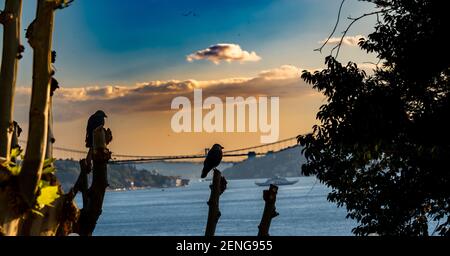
[1,0,379,158]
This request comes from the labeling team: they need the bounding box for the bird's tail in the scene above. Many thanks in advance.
[201,167,209,178]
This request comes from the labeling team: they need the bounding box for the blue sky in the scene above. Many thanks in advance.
[9,0,377,87]
[2,0,379,156]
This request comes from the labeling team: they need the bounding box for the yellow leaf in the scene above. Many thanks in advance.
[10,148,22,159]
[36,186,60,209]
[5,164,21,176]
[39,180,50,188]
[1,161,9,168]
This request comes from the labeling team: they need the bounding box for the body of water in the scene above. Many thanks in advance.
[77,176,357,236]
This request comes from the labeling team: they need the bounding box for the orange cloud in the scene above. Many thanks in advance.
[14,65,314,122]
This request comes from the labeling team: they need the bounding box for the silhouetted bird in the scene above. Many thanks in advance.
[85,110,107,148]
[201,144,224,178]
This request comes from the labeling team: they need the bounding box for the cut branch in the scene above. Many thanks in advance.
[73,159,89,208]
[19,0,57,208]
[205,169,227,236]
[0,0,22,162]
[77,126,112,236]
[45,78,59,159]
[258,184,279,236]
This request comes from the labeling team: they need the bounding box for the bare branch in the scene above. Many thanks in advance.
[315,0,392,59]
[331,9,389,59]
[314,0,346,53]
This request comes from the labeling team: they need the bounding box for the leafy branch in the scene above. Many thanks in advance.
[1,151,61,216]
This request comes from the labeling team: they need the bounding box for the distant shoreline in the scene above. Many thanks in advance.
[106,184,189,192]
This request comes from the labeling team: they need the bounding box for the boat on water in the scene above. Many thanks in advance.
[255,176,299,186]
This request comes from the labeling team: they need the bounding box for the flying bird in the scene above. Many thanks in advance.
[201,144,224,178]
[85,110,108,148]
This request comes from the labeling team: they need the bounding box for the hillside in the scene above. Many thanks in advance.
[222,146,305,179]
[54,146,305,190]
[55,160,185,192]
[136,161,233,179]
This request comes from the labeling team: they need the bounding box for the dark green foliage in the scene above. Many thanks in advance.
[299,0,450,236]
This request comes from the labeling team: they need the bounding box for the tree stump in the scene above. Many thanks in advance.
[258,184,279,236]
[205,168,227,236]
[74,159,89,207]
[76,126,111,236]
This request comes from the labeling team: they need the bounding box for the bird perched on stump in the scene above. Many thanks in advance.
[201,144,224,178]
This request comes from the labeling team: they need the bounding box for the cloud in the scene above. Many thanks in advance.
[186,43,262,64]
[258,65,302,80]
[355,62,380,71]
[319,35,366,47]
[14,65,315,123]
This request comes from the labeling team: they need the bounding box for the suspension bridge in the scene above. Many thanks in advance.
[20,136,300,164]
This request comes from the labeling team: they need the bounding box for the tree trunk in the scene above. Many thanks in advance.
[0,0,22,162]
[18,190,66,236]
[45,92,57,159]
[10,121,22,163]
[0,188,22,236]
[0,0,77,237]
[18,0,57,208]
[74,159,89,207]
[205,169,227,236]
[258,184,279,236]
[0,0,25,237]
[77,126,111,236]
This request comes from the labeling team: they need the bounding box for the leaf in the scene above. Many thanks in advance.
[2,161,21,176]
[8,165,21,176]
[1,161,9,169]
[10,148,23,159]
[38,180,50,188]
[43,158,56,167]
[42,166,56,175]
[36,186,60,209]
